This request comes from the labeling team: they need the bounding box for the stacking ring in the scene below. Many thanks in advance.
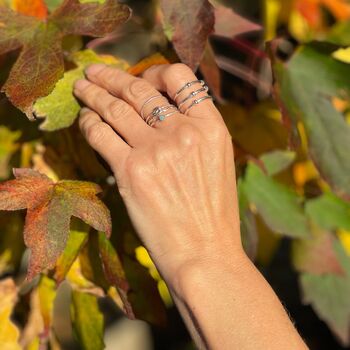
[173,79,212,114]
[140,95,166,119]
[173,80,206,101]
[145,104,179,126]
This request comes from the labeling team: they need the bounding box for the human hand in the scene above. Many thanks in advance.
[73,63,244,292]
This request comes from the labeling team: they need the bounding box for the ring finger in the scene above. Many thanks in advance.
[142,63,221,119]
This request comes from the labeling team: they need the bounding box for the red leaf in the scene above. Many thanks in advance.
[12,0,48,19]
[199,41,222,101]
[0,168,111,281]
[160,0,215,70]
[213,4,261,39]
[0,0,131,118]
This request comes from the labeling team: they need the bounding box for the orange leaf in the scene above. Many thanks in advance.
[127,53,170,76]
[12,0,48,19]
[0,168,111,280]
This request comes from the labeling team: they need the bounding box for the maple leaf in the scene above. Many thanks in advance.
[0,168,111,281]
[0,0,131,118]
[34,49,129,131]
[12,0,48,19]
[160,0,215,70]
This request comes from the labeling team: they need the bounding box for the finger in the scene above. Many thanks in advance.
[74,79,155,147]
[79,108,131,173]
[84,64,180,124]
[142,63,220,119]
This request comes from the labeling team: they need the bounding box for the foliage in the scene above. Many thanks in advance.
[0,0,349,348]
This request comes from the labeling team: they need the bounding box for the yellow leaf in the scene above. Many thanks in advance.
[332,47,350,64]
[338,230,350,255]
[0,279,21,350]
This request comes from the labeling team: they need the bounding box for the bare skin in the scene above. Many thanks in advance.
[73,63,308,350]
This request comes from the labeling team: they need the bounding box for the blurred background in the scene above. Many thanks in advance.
[1,0,350,349]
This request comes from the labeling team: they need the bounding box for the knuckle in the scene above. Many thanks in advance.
[105,99,131,121]
[176,123,201,147]
[209,122,230,141]
[95,66,114,82]
[125,157,151,183]
[85,122,109,146]
[165,63,192,80]
[126,79,150,99]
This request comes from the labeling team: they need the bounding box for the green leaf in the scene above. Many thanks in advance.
[34,49,129,131]
[260,150,296,176]
[0,0,131,117]
[70,290,104,350]
[328,21,350,46]
[244,163,310,238]
[123,255,167,327]
[98,232,134,318]
[271,42,350,199]
[0,168,111,280]
[306,192,350,231]
[299,241,350,346]
[237,179,258,260]
[0,127,21,180]
[54,220,89,283]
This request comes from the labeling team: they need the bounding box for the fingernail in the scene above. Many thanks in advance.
[85,63,107,76]
[74,79,90,91]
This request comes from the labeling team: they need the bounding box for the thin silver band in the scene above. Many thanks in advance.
[145,104,179,125]
[140,95,166,119]
[177,86,209,110]
[147,110,179,126]
[183,96,213,114]
[173,80,205,100]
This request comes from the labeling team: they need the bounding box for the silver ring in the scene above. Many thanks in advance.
[140,95,166,119]
[177,85,209,110]
[148,110,179,126]
[183,96,213,115]
[145,104,179,126]
[173,80,205,100]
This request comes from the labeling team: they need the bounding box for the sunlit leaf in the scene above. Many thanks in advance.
[34,49,129,131]
[0,127,21,180]
[127,53,169,76]
[12,0,48,19]
[0,168,111,280]
[70,290,104,350]
[54,221,89,283]
[0,278,20,350]
[0,0,131,117]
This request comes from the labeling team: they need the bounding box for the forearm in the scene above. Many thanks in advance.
[168,247,308,350]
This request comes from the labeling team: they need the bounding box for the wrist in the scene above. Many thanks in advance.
[170,243,251,301]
